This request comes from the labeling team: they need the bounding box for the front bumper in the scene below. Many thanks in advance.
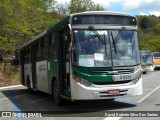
[70,77,143,100]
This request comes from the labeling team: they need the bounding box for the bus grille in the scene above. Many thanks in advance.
[89,68,135,75]
[92,80,131,85]
[113,68,135,74]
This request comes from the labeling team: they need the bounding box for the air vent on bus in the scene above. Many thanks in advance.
[89,68,134,75]
[113,68,135,74]
[92,80,131,85]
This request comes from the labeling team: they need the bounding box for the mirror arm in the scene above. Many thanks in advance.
[68,24,73,52]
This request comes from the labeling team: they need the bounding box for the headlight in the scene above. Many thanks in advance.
[76,77,91,87]
[131,75,141,84]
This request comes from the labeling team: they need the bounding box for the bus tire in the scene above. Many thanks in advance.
[27,77,33,93]
[52,80,63,105]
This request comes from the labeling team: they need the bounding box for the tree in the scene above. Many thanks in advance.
[56,3,69,19]
[139,16,151,29]
[69,0,105,14]
[0,0,58,54]
[27,0,56,12]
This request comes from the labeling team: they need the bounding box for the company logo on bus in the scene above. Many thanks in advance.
[39,65,46,72]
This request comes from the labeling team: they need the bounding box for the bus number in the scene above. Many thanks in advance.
[120,75,131,80]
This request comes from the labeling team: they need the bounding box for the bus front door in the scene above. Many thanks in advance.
[58,28,71,97]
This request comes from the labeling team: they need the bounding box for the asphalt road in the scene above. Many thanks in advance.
[0,70,160,120]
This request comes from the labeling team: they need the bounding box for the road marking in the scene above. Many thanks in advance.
[103,117,121,120]
[103,73,160,120]
[6,90,23,120]
[29,97,51,103]
[137,85,160,103]
[103,85,160,120]
[0,94,28,101]
[0,85,23,90]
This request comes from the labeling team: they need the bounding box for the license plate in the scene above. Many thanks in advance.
[108,89,120,94]
[120,75,132,80]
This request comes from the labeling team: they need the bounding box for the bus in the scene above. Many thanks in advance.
[140,51,154,73]
[153,52,160,69]
[19,11,142,105]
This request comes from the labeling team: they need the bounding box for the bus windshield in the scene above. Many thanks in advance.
[73,29,140,67]
[153,52,160,58]
[141,54,153,66]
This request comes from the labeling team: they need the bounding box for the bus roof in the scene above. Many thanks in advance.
[70,11,136,18]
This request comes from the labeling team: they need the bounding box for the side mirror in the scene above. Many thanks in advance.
[68,24,73,52]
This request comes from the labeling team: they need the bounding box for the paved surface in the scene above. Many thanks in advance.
[0,71,160,120]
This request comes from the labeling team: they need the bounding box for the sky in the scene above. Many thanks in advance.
[57,0,160,16]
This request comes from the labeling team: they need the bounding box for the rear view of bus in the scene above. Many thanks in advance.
[153,52,160,69]
[70,11,142,100]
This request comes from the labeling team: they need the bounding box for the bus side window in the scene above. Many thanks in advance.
[64,29,70,61]
[43,37,49,59]
[37,40,43,61]
[50,33,56,57]
[24,48,27,64]
[48,35,51,58]
[28,46,31,63]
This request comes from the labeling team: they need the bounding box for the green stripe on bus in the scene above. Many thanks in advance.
[72,66,114,82]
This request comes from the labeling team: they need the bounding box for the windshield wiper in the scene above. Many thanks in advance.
[111,27,126,54]
[88,26,105,45]
[113,27,126,43]
[88,26,107,56]
[111,32,117,54]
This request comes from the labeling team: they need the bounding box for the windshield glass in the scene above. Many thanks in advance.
[141,54,153,65]
[72,29,140,67]
[153,52,160,58]
[110,30,140,66]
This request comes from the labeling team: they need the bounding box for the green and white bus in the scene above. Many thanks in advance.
[19,11,142,105]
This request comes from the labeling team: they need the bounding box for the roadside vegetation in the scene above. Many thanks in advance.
[137,15,160,51]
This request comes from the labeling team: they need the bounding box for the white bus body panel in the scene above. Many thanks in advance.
[24,63,32,87]
[70,76,142,100]
[146,65,155,71]
[36,61,49,93]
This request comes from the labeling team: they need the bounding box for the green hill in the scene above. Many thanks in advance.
[137,15,160,52]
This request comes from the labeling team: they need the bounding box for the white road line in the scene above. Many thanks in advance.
[0,85,23,90]
[103,85,160,120]
[29,97,51,103]
[103,117,122,120]
[103,73,160,120]
[137,85,160,103]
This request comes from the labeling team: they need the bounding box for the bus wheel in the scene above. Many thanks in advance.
[52,80,63,105]
[27,78,33,93]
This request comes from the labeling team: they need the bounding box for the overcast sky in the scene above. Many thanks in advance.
[57,0,160,16]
